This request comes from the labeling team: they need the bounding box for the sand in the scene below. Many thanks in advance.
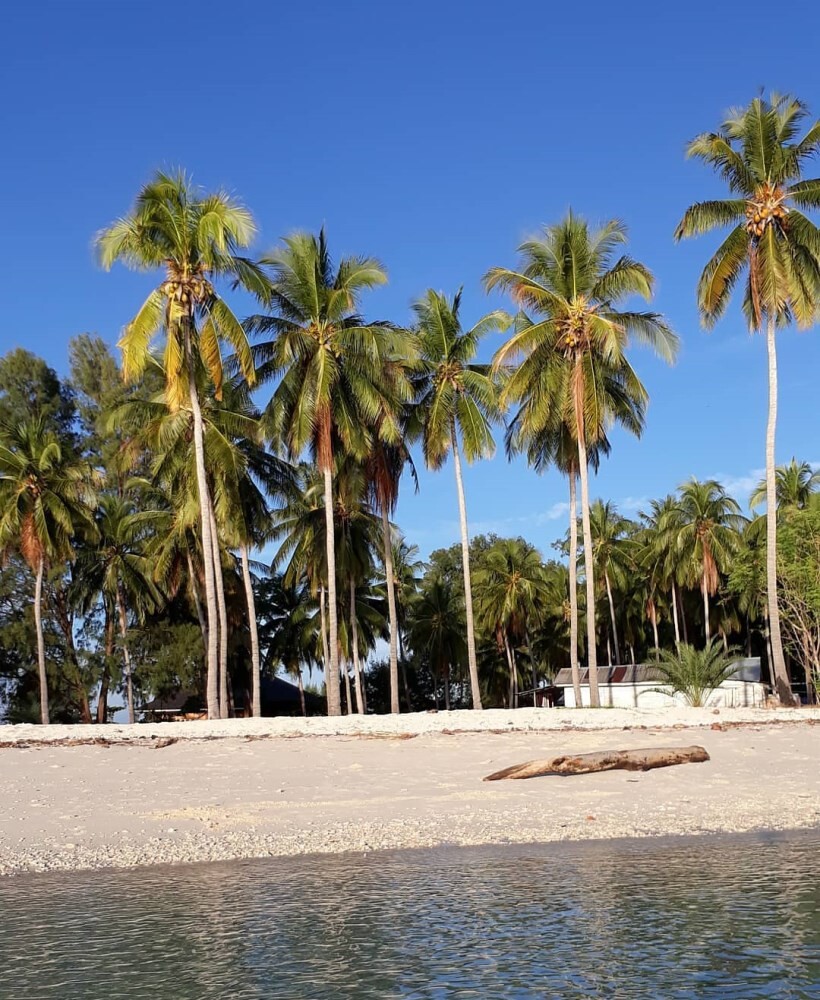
[1,707,818,875]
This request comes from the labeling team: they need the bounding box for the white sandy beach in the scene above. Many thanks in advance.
[1,707,818,875]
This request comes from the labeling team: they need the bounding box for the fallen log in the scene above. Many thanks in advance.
[483,745,710,781]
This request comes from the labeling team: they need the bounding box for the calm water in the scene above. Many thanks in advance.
[0,834,818,999]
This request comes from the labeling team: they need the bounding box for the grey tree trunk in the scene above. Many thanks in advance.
[343,662,353,715]
[381,505,400,714]
[764,316,793,704]
[187,356,220,719]
[671,584,681,648]
[241,544,262,718]
[568,473,582,706]
[702,574,711,644]
[444,665,450,711]
[451,425,482,709]
[34,556,49,725]
[297,671,306,717]
[350,577,365,715]
[322,466,342,716]
[209,506,229,720]
[319,584,330,680]
[651,604,660,654]
[576,433,600,707]
[398,630,412,711]
[186,550,208,651]
[116,583,135,725]
[604,570,621,664]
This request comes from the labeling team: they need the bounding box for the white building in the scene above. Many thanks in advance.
[553,659,766,709]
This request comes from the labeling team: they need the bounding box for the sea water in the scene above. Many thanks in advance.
[0,833,818,998]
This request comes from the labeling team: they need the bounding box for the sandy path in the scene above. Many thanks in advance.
[1,720,818,874]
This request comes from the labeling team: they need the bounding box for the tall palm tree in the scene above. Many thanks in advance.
[73,494,162,723]
[750,459,820,512]
[248,230,413,716]
[640,495,688,649]
[673,479,746,644]
[474,538,547,706]
[412,288,510,709]
[408,577,467,711]
[366,438,417,714]
[588,500,635,665]
[97,170,264,719]
[486,214,678,705]
[674,94,820,704]
[0,420,97,724]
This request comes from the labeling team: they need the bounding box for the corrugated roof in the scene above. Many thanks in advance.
[554,657,761,687]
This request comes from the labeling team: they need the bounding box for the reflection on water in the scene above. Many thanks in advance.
[0,834,818,998]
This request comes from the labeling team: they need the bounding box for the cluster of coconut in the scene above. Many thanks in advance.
[745,185,788,239]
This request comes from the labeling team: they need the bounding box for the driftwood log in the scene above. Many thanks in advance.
[483,745,710,781]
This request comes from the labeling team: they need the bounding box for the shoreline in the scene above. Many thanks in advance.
[2,708,819,876]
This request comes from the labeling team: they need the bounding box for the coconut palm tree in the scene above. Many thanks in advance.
[674,94,820,704]
[486,214,678,705]
[73,494,163,723]
[474,538,548,706]
[0,420,97,724]
[412,288,510,709]
[96,170,264,719]
[750,459,820,512]
[408,577,467,710]
[247,230,413,716]
[673,480,746,644]
[588,500,635,665]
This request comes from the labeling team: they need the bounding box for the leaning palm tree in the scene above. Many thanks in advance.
[96,170,265,719]
[750,459,820,512]
[412,288,510,709]
[486,214,678,705]
[248,230,414,717]
[0,420,97,724]
[673,479,746,645]
[674,93,820,704]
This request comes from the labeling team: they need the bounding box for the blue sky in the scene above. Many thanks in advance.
[3,0,820,559]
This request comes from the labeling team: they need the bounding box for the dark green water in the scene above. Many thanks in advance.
[1,834,818,998]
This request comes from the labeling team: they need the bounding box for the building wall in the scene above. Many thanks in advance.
[561,680,767,709]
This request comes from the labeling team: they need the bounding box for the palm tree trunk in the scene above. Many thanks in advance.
[381,506,400,715]
[650,603,660,654]
[187,351,220,720]
[319,585,330,672]
[209,507,229,720]
[444,665,451,711]
[702,573,711,644]
[576,432,600,707]
[604,570,621,664]
[34,556,49,725]
[504,633,515,707]
[116,583,135,725]
[97,613,114,724]
[451,424,482,709]
[671,584,681,648]
[240,544,262,718]
[568,473,582,707]
[681,589,690,645]
[350,578,365,715]
[186,551,208,651]
[399,631,412,712]
[297,670,306,717]
[343,662,353,715]
[764,316,793,704]
[322,465,342,716]
[526,627,537,707]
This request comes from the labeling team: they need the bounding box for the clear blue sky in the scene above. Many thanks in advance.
[3,0,820,559]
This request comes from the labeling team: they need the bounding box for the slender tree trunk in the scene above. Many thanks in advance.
[606,635,612,667]
[188,351,220,720]
[209,507,229,720]
[451,425,482,709]
[116,583,135,725]
[350,578,365,715]
[568,473,582,707]
[651,603,660,655]
[702,573,711,644]
[186,551,208,651]
[764,316,793,704]
[343,662,353,715]
[97,613,114,724]
[381,506,400,714]
[504,633,515,707]
[444,665,451,711]
[399,630,412,712]
[671,584,681,649]
[297,670,306,717]
[720,628,729,654]
[433,677,439,711]
[605,570,621,664]
[576,432,600,707]
[34,556,49,725]
[681,587,690,645]
[240,544,262,719]
[322,465,342,716]
[526,627,537,707]
[629,643,636,666]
